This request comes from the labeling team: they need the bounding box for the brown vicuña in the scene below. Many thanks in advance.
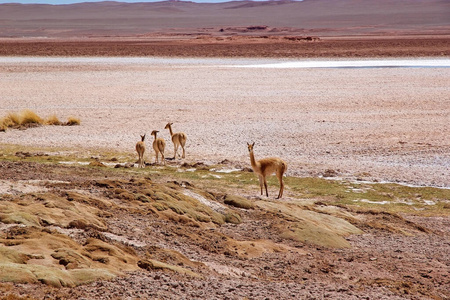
[165,122,187,159]
[247,142,287,199]
[135,134,146,168]
[151,130,166,165]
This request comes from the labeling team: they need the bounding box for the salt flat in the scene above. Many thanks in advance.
[233,58,450,68]
[1,57,449,187]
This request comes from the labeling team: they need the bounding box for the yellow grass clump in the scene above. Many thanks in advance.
[0,112,21,131]
[0,110,80,131]
[0,120,7,132]
[45,114,62,125]
[65,116,81,126]
[0,110,43,131]
[20,110,44,126]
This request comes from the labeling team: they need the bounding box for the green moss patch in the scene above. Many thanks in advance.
[223,194,254,209]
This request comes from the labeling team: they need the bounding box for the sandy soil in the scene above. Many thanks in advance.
[1,56,449,188]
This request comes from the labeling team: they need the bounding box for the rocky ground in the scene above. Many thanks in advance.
[1,36,449,299]
[0,156,449,300]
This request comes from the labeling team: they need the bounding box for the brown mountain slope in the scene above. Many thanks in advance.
[0,0,449,38]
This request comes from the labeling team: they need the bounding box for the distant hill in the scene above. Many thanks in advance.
[0,0,448,38]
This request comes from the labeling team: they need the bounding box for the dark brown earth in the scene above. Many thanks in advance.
[0,36,449,58]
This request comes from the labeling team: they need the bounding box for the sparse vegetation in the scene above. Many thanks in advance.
[20,110,43,126]
[45,114,62,126]
[4,112,22,127]
[65,116,81,126]
[0,145,449,299]
[223,194,254,209]
[0,110,80,131]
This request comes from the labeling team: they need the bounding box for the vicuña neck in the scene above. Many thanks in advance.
[249,151,258,169]
[168,126,174,136]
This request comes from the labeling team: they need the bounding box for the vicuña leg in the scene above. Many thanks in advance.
[181,140,186,158]
[258,175,264,196]
[173,144,178,159]
[263,177,269,197]
[276,163,287,199]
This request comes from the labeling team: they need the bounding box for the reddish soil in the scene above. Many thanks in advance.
[0,36,449,58]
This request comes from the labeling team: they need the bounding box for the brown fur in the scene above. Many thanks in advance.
[151,130,166,165]
[247,142,287,199]
[165,122,187,159]
[135,134,146,168]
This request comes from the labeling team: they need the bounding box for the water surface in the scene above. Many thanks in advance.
[1,57,449,69]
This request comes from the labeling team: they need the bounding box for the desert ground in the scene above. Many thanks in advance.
[1,56,449,188]
[1,0,450,299]
[1,53,449,300]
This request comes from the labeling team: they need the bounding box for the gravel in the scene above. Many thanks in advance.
[1,57,449,188]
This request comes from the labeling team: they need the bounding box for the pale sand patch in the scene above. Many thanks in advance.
[0,179,50,195]
[1,57,449,187]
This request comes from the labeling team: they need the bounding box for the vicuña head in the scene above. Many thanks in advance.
[165,122,187,159]
[247,142,287,199]
[135,134,146,168]
[151,130,166,165]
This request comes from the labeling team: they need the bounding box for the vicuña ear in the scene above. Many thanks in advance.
[252,142,255,147]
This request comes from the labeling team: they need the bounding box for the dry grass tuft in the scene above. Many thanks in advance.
[65,117,81,126]
[45,114,62,125]
[20,110,43,126]
[5,112,21,126]
[0,121,7,132]
[0,112,21,131]
[0,110,81,131]
[0,110,43,130]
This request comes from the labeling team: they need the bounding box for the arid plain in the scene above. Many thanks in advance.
[1,56,449,187]
[1,1,450,299]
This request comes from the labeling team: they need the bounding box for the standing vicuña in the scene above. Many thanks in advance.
[165,122,187,159]
[151,130,166,165]
[136,134,146,168]
[247,142,287,199]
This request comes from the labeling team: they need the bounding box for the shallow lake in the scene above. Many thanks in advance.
[234,59,450,69]
[1,57,450,69]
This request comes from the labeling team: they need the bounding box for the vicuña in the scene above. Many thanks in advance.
[165,122,187,159]
[135,134,146,168]
[247,142,287,199]
[151,130,166,165]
